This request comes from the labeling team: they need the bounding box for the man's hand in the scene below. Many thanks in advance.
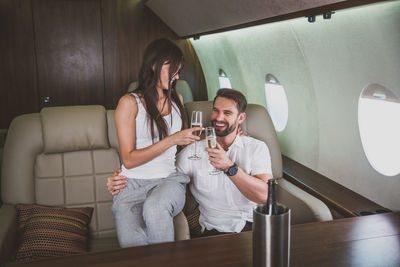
[205,142,234,172]
[107,169,127,196]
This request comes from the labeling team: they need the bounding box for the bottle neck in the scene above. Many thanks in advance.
[266,178,278,215]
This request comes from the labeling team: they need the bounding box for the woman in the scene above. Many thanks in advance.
[111,39,201,248]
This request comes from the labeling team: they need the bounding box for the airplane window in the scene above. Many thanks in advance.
[218,69,232,89]
[358,84,400,176]
[264,74,288,132]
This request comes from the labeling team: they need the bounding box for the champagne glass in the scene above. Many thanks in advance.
[205,127,222,175]
[188,111,202,160]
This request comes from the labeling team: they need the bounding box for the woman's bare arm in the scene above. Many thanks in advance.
[115,94,201,169]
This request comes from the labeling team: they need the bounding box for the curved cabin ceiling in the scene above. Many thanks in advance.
[145,0,385,38]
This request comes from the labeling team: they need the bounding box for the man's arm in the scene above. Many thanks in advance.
[106,145,194,196]
[205,142,271,203]
[227,171,271,203]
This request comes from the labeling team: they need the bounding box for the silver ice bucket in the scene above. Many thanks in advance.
[252,204,291,267]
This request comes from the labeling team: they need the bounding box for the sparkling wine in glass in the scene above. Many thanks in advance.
[205,127,221,175]
[191,124,203,137]
[188,111,202,160]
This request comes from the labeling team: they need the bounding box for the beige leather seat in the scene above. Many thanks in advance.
[0,129,6,190]
[128,80,194,103]
[184,101,333,224]
[0,105,188,262]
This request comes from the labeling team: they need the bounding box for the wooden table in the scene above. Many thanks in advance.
[9,212,400,266]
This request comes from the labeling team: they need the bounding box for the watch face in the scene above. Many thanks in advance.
[228,164,238,176]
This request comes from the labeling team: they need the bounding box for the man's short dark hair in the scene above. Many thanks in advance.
[213,88,247,113]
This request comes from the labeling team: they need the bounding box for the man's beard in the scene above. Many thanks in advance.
[211,120,237,137]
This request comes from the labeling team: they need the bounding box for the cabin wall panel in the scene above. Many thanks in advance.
[191,23,320,168]
[102,0,178,108]
[191,1,400,211]
[190,36,246,100]
[290,2,400,211]
[101,0,207,108]
[0,0,38,129]
[177,39,208,101]
[0,0,207,128]
[33,0,105,108]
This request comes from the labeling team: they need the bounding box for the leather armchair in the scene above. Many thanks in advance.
[184,101,333,224]
[0,105,189,262]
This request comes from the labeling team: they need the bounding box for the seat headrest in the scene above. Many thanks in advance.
[41,106,109,154]
[184,101,282,178]
[175,80,193,103]
[127,80,194,103]
[184,101,213,127]
[127,81,138,93]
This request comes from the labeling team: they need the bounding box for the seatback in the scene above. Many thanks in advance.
[174,80,194,103]
[1,106,120,238]
[0,129,7,206]
[128,80,194,103]
[184,101,332,223]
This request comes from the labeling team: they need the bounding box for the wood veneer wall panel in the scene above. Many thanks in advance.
[177,39,208,101]
[102,0,170,108]
[102,0,207,109]
[0,0,38,129]
[0,0,206,128]
[33,0,104,107]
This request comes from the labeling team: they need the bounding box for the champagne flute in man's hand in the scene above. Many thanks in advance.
[206,127,222,175]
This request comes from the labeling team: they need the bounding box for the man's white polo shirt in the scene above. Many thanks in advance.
[176,135,272,233]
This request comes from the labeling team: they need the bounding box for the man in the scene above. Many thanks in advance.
[108,89,272,236]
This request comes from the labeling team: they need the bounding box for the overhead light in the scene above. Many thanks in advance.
[306,15,316,23]
[323,11,335,19]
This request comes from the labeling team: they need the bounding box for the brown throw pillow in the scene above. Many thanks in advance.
[186,205,202,238]
[15,204,93,262]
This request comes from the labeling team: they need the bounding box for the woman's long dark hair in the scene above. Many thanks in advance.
[134,38,187,142]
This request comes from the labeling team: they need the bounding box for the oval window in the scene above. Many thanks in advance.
[358,83,400,176]
[264,74,288,132]
[218,68,232,89]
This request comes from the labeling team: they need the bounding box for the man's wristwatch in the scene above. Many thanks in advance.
[225,163,238,176]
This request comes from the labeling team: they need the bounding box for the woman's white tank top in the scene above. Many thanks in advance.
[120,93,182,179]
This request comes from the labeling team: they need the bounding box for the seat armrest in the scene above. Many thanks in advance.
[0,147,3,206]
[278,179,333,224]
[0,204,17,262]
[173,211,190,241]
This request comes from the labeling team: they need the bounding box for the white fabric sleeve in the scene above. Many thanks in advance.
[250,140,272,176]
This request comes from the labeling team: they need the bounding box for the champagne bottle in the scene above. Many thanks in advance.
[262,178,279,215]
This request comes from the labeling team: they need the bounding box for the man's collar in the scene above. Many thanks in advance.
[229,134,244,149]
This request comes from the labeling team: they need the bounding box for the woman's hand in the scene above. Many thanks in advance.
[107,169,127,196]
[237,126,249,136]
[169,127,202,146]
